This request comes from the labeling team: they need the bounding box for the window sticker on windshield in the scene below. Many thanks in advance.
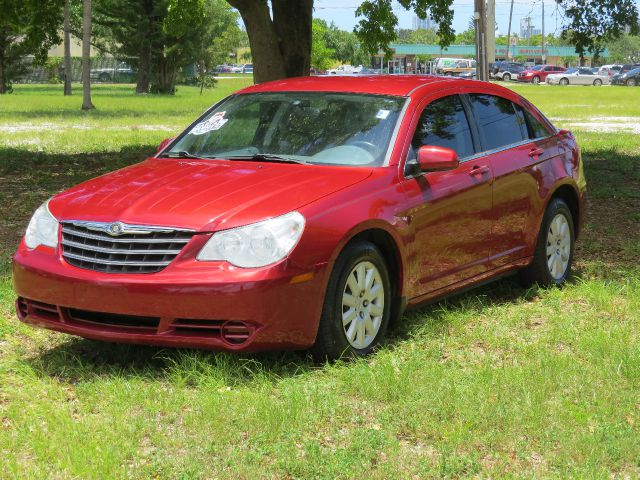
[191,111,229,135]
[376,109,391,120]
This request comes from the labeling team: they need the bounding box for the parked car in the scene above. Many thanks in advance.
[517,65,566,84]
[439,59,476,76]
[611,67,640,86]
[458,69,477,79]
[14,75,585,360]
[90,62,136,83]
[597,64,622,77]
[546,67,609,85]
[490,61,525,81]
[229,65,243,73]
[327,65,363,75]
[241,64,253,74]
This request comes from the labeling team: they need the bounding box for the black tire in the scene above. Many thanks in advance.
[98,73,111,82]
[503,72,511,81]
[627,78,637,86]
[311,241,392,361]
[593,79,602,86]
[532,75,541,84]
[519,198,575,288]
[559,78,569,86]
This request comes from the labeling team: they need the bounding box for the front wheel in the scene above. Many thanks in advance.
[519,198,575,287]
[503,73,511,81]
[532,75,541,84]
[593,79,603,86]
[312,242,392,361]
[559,78,569,86]
[627,78,637,86]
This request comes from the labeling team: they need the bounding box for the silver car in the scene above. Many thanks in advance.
[546,67,609,86]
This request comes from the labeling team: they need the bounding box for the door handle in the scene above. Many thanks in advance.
[469,165,490,176]
[529,147,545,158]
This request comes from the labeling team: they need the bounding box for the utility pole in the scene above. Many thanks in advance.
[506,0,514,60]
[541,0,546,64]
[487,0,496,66]
[474,0,488,81]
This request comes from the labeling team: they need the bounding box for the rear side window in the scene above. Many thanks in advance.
[468,94,527,151]
[411,94,475,160]
[521,108,551,139]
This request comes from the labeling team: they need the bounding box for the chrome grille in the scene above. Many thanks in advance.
[61,222,194,274]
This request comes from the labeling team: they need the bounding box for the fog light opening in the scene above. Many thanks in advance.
[221,321,253,345]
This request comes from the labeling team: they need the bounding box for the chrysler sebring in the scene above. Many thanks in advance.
[13,75,586,360]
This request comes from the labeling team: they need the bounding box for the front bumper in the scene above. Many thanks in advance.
[13,242,328,351]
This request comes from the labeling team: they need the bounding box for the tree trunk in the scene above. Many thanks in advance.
[81,0,95,110]
[0,31,7,94]
[63,0,72,96]
[228,0,313,84]
[136,39,151,94]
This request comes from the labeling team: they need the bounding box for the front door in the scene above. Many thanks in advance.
[399,94,493,299]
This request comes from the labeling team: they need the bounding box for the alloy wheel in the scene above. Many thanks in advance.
[546,213,571,280]
[532,76,540,84]
[341,261,385,349]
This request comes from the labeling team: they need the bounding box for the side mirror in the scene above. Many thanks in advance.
[156,137,174,153]
[417,146,459,173]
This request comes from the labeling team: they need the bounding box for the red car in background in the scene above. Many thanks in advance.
[13,75,586,360]
[517,65,566,84]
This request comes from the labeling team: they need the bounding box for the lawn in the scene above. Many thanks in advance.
[1,81,639,478]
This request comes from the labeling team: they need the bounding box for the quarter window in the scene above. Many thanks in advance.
[410,95,475,161]
[468,94,527,151]
[522,108,551,139]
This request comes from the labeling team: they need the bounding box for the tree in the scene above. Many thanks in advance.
[94,0,240,94]
[558,0,639,60]
[63,0,73,95]
[0,0,63,94]
[81,0,95,109]
[608,34,640,63]
[407,28,439,44]
[226,0,639,84]
[311,19,335,71]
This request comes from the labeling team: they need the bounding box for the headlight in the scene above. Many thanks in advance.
[24,200,59,249]
[197,211,305,268]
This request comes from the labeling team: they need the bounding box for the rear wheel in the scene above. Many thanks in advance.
[311,242,392,361]
[559,78,569,86]
[503,72,511,81]
[627,78,637,86]
[519,198,575,287]
[593,79,603,86]
[532,75,541,84]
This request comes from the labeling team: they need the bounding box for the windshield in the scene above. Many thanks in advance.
[530,65,543,71]
[167,92,407,167]
[565,68,578,74]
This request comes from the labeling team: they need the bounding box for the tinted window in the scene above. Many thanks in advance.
[469,94,527,151]
[579,68,593,75]
[410,95,475,161]
[520,107,551,139]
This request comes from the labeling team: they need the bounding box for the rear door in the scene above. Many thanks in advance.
[465,93,561,268]
[399,93,493,297]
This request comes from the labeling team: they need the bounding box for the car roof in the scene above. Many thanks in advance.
[237,75,462,97]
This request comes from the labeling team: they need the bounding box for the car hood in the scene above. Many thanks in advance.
[49,158,373,232]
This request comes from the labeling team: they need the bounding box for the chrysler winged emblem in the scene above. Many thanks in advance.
[107,221,125,236]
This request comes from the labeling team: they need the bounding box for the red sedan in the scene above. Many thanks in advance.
[13,75,586,360]
[517,65,566,84]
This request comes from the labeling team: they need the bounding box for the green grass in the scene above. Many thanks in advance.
[1,82,639,478]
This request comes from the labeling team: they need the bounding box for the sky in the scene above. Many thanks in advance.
[314,0,590,39]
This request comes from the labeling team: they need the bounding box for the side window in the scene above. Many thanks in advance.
[522,108,551,139]
[409,94,475,163]
[468,94,527,151]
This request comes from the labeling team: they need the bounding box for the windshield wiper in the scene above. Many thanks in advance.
[226,153,308,165]
[164,151,206,159]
